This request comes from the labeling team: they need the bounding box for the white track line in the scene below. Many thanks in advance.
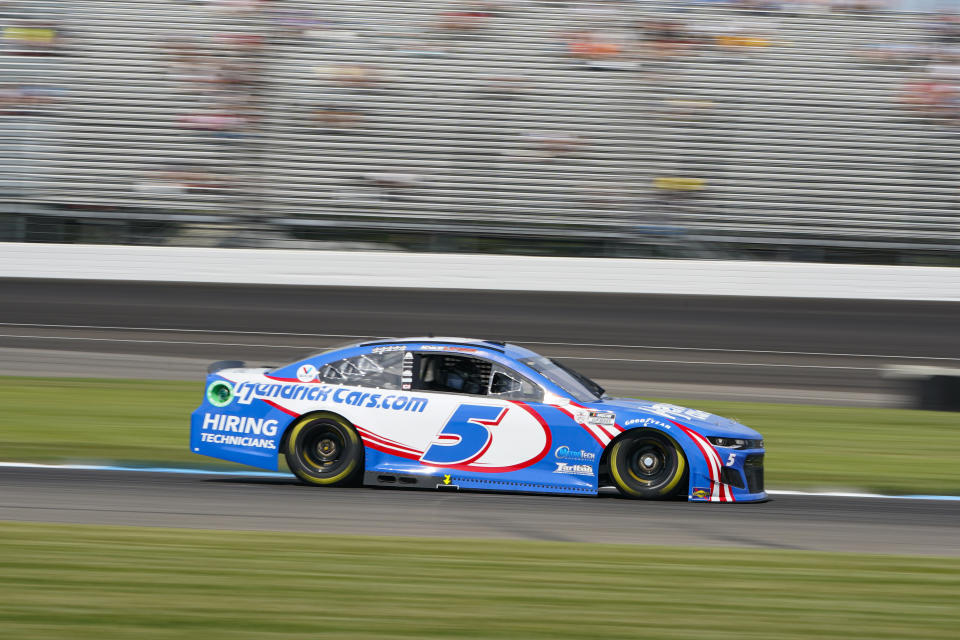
[524,342,956,361]
[0,323,955,361]
[767,489,960,502]
[0,334,309,349]
[0,323,376,340]
[554,356,885,371]
[0,462,958,501]
[0,334,890,370]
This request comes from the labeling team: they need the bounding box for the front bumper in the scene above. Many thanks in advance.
[689,448,767,502]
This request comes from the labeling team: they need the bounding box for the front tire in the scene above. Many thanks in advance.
[285,414,363,486]
[609,431,687,500]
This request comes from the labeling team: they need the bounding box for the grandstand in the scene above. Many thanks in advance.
[1,0,958,260]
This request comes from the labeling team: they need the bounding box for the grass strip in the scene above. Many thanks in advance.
[0,522,957,640]
[1,376,958,494]
[657,396,960,496]
[0,377,205,467]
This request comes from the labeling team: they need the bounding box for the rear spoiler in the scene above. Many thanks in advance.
[207,360,247,375]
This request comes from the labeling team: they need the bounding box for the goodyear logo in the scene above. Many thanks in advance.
[623,417,672,430]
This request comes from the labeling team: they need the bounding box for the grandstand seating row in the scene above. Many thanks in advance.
[1,0,958,252]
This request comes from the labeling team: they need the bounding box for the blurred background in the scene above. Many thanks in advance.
[1,0,958,262]
[2,3,960,637]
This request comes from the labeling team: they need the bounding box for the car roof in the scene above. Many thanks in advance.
[361,336,504,350]
[358,337,542,360]
[271,337,561,395]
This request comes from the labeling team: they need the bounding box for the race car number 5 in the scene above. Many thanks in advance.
[420,405,508,466]
[726,453,736,466]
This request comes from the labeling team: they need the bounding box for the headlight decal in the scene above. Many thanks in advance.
[706,437,763,450]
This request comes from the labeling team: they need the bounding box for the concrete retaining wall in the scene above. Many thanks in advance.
[1,243,958,301]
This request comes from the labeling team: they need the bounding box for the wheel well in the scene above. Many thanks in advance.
[599,428,688,475]
[278,410,352,456]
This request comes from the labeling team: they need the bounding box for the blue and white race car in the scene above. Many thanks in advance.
[191,338,765,502]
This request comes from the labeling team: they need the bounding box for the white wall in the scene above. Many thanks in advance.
[1,243,958,301]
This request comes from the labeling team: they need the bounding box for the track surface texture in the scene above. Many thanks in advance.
[2,468,958,555]
[1,279,958,402]
[2,280,959,553]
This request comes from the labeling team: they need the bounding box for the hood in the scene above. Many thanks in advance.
[589,397,763,439]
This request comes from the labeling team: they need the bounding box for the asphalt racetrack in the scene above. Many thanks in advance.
[2,278,959,554]
[2,278,959,404]
[2,467,958,555]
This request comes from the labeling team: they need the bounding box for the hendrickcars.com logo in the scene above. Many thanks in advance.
[234,381,428,413]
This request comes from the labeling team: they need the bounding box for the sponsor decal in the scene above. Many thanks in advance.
[200,433,276,449]
[206,380,234,407]
[234,381,428,413]
[420,345,479,354]
[691,487,711,500]
[371,345,406,354]
[442,474,452,485]
[201,413,279,436]
[575,409,615,427]
[554,445,596,461]
[649,403,712,422]
[623,416,672,430]
[553,462,593,476]
[296,364,319,382]
[200,413,279,449]
[401,351,414,390]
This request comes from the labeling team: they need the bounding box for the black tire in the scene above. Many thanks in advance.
[284,413,363,486]
[608,431,687,500]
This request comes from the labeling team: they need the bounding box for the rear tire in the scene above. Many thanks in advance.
[285,414,363,486]
[609,431,687,500]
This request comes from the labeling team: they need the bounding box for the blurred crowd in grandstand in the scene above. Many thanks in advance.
[893,13,960,123]
[1,0,959,261]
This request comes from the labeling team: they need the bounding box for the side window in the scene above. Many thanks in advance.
[320,351,404,389]
[416,354,491,395]
[489,366,543,402]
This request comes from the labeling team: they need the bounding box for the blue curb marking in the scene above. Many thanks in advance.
[0,462,291,478]
[92,465,293,478]
[2,463,959,501]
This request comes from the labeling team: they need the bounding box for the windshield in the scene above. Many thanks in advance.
[518,356,605,402]
[273,340,369,370]
[302,340,369,361]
